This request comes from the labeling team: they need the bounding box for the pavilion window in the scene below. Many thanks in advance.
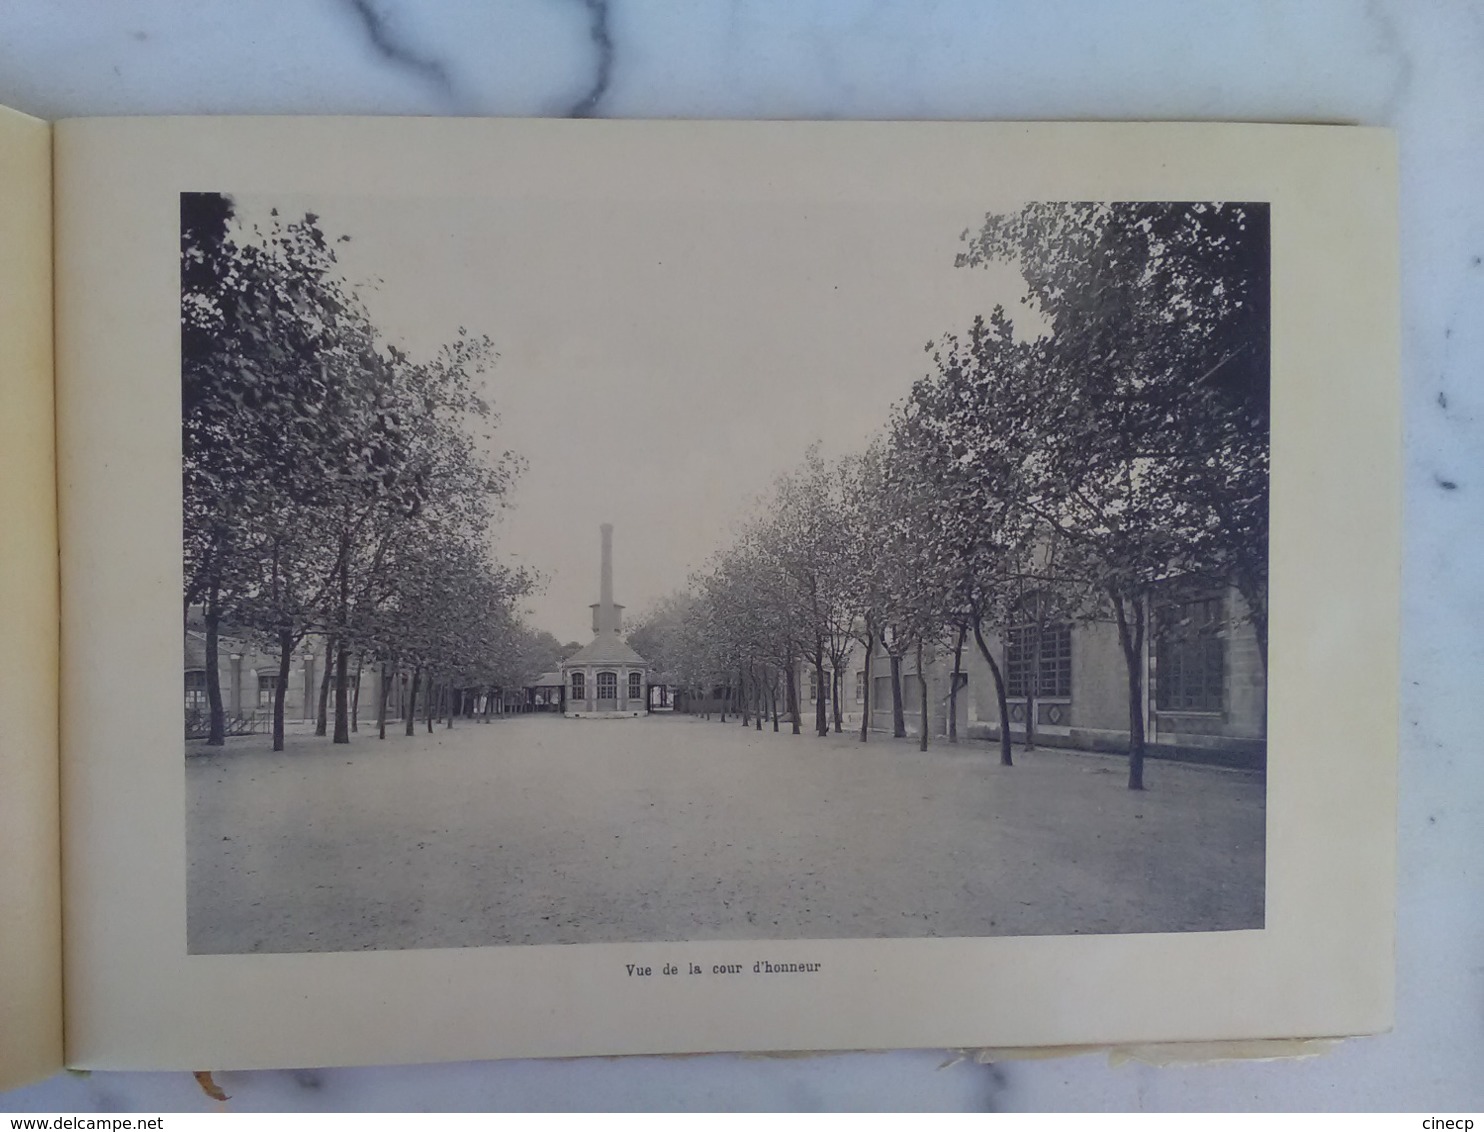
[628,672,642,700]
[597,671,618,699]
[571,672,585,700]
[257,672,277,708]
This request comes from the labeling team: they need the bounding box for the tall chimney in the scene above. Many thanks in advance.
[600,523,614,615]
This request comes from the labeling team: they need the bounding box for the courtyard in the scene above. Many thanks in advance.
[186,714,1265,954]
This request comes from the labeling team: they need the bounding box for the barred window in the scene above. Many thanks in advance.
[257,672,277,707]
[1005,624,1072,698]
[1156,598,1226,713]
[855,671,865,703]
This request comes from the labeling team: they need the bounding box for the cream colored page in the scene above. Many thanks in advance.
[0,105,62,1090]
[56,117,1396,1070]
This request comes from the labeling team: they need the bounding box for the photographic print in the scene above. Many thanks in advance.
[181,191,1270,955]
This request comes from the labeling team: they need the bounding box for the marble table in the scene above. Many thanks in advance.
[2,0,1480,1112]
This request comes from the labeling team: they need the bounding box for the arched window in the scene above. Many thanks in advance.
[597,671,618,699]
[628,672,642,700]
[571,672,585,700]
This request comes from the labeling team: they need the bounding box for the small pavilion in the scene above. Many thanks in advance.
[561,524,650,717]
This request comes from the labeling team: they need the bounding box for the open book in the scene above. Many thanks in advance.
[0,107,1398,1088]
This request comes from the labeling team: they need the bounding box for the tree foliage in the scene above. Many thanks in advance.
[181,193,530,750]
[658,201,1268,792]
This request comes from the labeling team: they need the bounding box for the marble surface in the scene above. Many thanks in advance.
[2,0,1481,1113]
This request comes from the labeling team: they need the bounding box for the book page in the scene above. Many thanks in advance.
[0,105,62,1090]
[55,117,1397,1071]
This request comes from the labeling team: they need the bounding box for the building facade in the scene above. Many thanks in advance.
[681,584,1267,770]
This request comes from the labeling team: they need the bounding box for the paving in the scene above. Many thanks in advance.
[186,714,1266,953]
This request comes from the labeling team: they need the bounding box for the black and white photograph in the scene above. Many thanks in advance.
[181,190,1270,955]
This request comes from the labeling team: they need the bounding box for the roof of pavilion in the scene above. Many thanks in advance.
[561,632,649,668]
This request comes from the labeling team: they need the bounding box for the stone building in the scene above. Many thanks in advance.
[683,583,1267,770]
[184,619,390,738]
[561,524,651,717]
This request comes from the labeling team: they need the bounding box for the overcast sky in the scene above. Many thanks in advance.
[233,194,1039,643]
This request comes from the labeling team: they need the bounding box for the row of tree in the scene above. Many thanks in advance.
[183,193,544,751]
[628,202,1270,789]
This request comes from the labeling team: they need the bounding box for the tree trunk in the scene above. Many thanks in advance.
[446,681,455,729]
[831,668,843,733]
[315,635,334,737]
[405,667,420,736]
[1238,575,1269,674]
[203,587,226,746]
[916,637,929,752]
[786,657,801,735]
[972,616,1013,767]
[889,653,906,739]
[377,661,390,740]
[332,526,351,744]
[858,632,874,743]
[769,674,780,732]
[332,641,350,744]
[272,626,293,752]
[740,669,750,727]
[1024,619,1038,751]
[426,670,435,733]
[1112,590,1148,791]
[948,624,965,744]
[350,654,363,733]
[813,646,828,737]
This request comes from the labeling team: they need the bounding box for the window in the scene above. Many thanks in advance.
[901,673,924,710]
[185,669,208,711]
[1005,624,1072,698]
[257,672,277,707]
[597,671,618,700]
[628,672,642,700]
[571,672,585,700]
[1038,625,1072,698]
[808,669,830,702]
[1156,598,1226,712]
[872,675,893,713]
[855,671,865,703]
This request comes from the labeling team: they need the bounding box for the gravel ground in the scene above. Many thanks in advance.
[186,714,1265,953]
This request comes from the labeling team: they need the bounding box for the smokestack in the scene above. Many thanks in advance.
[600,523,614,613]
[591,524,624,635]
